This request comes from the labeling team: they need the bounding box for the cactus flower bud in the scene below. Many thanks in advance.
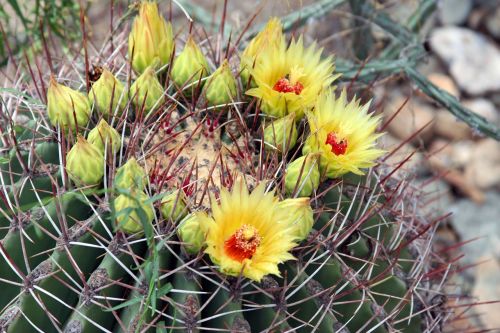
[203,59,237,106]
[285,154,320,197]
[114,157,147,191]
[128,1,174,73]
[277,197,314,241]
[87,119,121,155]
[160,189,188,222]
[114,191,154,234]
[171,36,209,88]
[89,69,127,118]
[47,77,91,132]
[177,213,205,254]
[66,135,104,186]
[263,113,298,152]
[129,66,164,115]
[240,18,284,86]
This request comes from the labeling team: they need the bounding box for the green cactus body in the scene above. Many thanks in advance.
[168,259,201,332]
[0,6,453,333]
[3,212,111,332]
[0,192,92,311]
[0,141,59,185]
[63,238,146,333]
[113,246,173,333]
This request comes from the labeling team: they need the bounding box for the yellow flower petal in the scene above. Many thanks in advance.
[203,181,297,282]
[303,89,385,178]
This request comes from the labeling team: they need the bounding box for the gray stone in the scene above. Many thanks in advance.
[450,191,500,328]
[430,27,500,95]
[438,0,472,25]
[485,7,500,38]
[450,191,500,261]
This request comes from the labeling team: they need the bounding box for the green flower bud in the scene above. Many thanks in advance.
[129,66,164,115]
[263,113,298,152]
[285,154,320,197]
[160,189,188,222]
[89,69,127,118]
[277,197,314,241]
[47,76,91,132]
[66,135,104,186]
[171,36,209,88]
[177,213,205,254]
[114,191,154,234]
[204,59,238,106]
[87,119,121,155]
[128,1,174,73]
[114,157,147,191]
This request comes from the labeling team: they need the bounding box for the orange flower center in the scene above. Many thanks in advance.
[273,78,304,95]
[224,224,261,262]
[325,132,348,155]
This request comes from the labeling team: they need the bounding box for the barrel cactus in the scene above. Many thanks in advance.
[0,2,455,332]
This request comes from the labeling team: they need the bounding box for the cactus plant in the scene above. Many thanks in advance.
[0,2,458,333]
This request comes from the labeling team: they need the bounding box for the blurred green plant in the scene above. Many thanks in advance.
[0,0,81,66]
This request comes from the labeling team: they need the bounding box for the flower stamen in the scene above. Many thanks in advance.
[224,224,262,262]
[325,132,348,155]
[273,77,304,95]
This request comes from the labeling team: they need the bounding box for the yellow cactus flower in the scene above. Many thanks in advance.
[128,1,174,73]
[198,181,297,282]
[246,36,337,119]
[240,17,284,86]
[303,89,384,178]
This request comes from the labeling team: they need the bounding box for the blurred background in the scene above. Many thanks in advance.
[1,0,499,330]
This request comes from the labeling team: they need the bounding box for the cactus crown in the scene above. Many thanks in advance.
[0,2,458,333]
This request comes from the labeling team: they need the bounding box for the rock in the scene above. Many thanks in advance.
[435,110,471,140]
[451,191,500,329]
[464,139,500,189]
[414,177,453,217]
[428,139,474,170]
[438,0,472,25]
[472,257,500,329]
[434,99,498,140]
[379,134,428,177]
[383,95,435,144]
[462,99,499,126]
[485,7,500,39]
[427,73,460,98]
[449,140,475,167]
[430,27,500,95]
